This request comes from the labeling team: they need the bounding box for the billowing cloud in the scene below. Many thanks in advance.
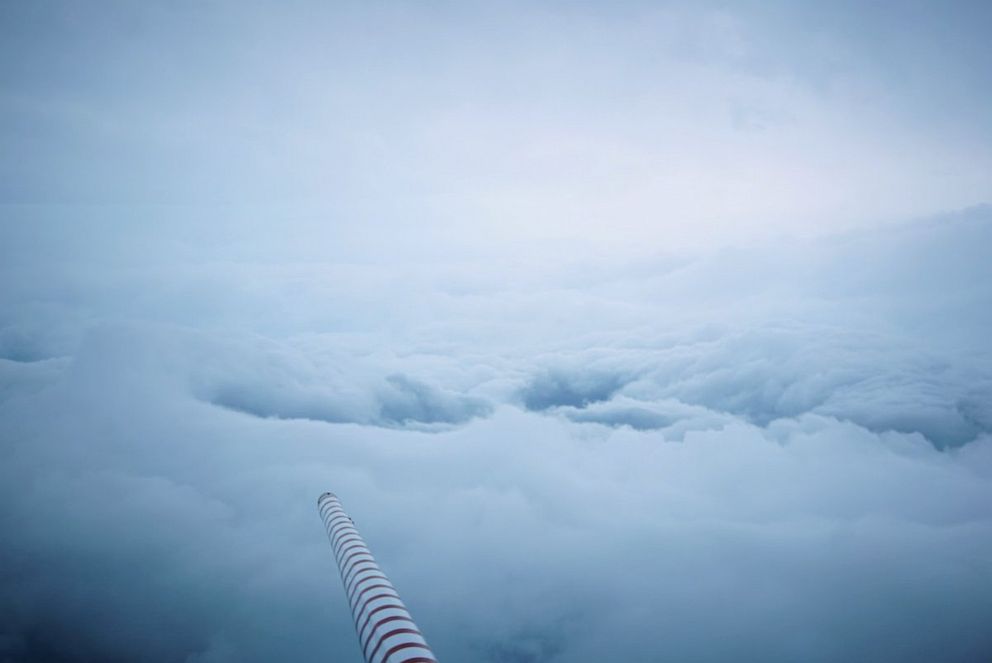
[2,2,992,661]
[2,205,992,662]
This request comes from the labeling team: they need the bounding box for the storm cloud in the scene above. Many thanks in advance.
[2,205,991,662]
[2,2,992,662]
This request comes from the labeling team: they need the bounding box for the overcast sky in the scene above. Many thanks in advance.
[1,2,991,662]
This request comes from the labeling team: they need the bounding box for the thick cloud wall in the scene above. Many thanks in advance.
[2,206,992,662]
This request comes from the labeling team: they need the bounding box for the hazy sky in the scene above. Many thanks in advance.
[1,3,991,663]
[3,1,991,248]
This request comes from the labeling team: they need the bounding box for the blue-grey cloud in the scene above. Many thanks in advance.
[2,206,992,662]
[2,2,992,662]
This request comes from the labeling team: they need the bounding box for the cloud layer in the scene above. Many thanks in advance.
[2,2,992,660]
[2,205,991,662]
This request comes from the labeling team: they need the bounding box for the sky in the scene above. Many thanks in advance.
[1,2,991,662]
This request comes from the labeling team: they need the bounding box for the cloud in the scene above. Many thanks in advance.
[519,369,630,411]
[3,2,992,246]
[1,203,992,662]
[4,3,992,658]
[205,370,491,429]
[515,322,992,447]
[0,357,68,406]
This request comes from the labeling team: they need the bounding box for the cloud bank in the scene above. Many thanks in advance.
[2,205,991,662]
[2,2,992,661]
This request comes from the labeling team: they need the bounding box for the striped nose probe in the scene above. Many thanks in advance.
[318,492,438,663]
